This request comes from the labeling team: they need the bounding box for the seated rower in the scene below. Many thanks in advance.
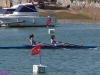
[51,35,58,46]
[29,34,37,46]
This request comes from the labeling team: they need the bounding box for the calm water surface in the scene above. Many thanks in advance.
[0,22,100,75]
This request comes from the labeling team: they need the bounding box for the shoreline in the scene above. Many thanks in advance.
[40,10,100,23]
[39,9,91,19]
[1,1,100,23]
[57,19,100,23]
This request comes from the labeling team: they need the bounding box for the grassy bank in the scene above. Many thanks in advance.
[39,10,91,20]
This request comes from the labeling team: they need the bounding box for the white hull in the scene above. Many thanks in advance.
[0,16,56,27]
[0,3,56,27]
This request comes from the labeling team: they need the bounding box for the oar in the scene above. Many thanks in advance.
[58,42,70,45]
[58,42,83,47]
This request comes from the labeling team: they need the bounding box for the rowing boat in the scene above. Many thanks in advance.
[0,43,99,49]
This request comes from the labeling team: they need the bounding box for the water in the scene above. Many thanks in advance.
[0,22,100,75]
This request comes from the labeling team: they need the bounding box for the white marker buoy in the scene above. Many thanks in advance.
[48,29,55,34]
[33,64,47,74]
[31,45,47,74]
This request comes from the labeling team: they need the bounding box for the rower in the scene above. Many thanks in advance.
[29,34,37,46]
[51,35,58,46]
